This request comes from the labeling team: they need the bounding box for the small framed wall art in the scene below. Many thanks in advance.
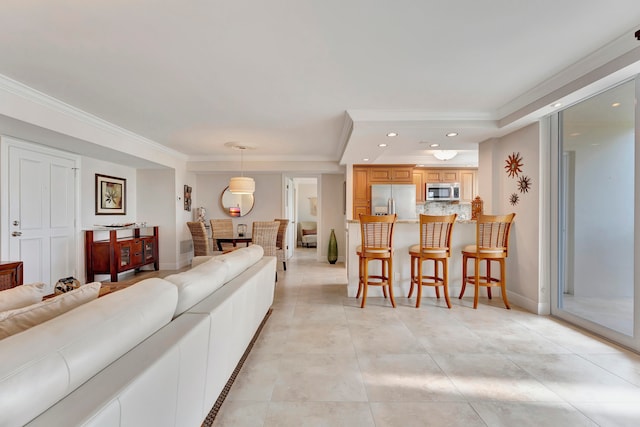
[184,185,192,211]
[95,174,126,215]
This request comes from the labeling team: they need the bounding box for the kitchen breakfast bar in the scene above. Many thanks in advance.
[346,219,477,302]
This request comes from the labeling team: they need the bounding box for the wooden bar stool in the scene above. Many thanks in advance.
[356,214,397,308]
[459,213,515,309]
[408,214,457,308]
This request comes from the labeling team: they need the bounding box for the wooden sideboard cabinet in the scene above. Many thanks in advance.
[0,261,24,291]
[85,227,159,283]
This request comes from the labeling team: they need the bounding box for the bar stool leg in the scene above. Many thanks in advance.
[415,257,423,308]
[387,257,396,308]
[473,257,480,309]
[459,254,468,299]
[408,255,416,298]
[487,260,492,300]
[442,257,452,308]
[434,259,441,299]
[500,259,511,309]
[361,258,369,308]
[356,255,363,299]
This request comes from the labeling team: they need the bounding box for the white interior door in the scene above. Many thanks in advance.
[8,143,77,290]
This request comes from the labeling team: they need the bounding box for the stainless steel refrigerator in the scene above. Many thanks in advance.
[370,184,417,220]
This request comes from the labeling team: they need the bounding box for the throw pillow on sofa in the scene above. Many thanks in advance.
[0,282,47,312]
[0,282,101,339]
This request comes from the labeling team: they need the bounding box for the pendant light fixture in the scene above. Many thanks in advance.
[226,142,255,194]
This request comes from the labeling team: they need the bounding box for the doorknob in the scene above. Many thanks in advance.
[12,220,19,226]
[11,231,22,237]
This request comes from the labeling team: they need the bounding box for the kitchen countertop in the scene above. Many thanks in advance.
[346,219,475,224]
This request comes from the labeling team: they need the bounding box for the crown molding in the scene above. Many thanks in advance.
[497,26,640,121]
[0,74,187,161]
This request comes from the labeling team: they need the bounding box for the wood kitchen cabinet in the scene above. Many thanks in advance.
[353,167,370,218]
[85,226,159,283]
[413,170,426,202]
[424,169,459,183]
[368,166,413,183]
[459,169,477,202]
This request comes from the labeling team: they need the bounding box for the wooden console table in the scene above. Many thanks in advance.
[85,226,159,283]
[0,261,24,291]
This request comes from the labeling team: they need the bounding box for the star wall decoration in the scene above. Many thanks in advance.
[509,193,520,206]
[505,152,524,178]
[518,175,532,193]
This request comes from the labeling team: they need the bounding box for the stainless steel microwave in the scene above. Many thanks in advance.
[426,182,460,201]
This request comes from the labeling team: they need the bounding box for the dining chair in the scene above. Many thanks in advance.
[210,218,234,251]
[274,218,289,271]
[459,213,516,309]
[356,214,397,308]
[408,213,457,308]
[186,221,212,256]
[252,221,279,258]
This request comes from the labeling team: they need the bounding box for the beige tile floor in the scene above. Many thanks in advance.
[213,248,640,427]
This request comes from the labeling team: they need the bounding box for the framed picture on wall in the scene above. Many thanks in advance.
[95,174,126,215]
[184,185,192,211]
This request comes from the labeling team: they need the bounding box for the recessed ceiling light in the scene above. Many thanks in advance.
[551,102,563,108]
[569,132,581,137]
[611,102,621,107]
[363,158,369,161]
[378,143,387,147]
[386,132,398,137]
[446,132,458,137]
[429,143,440,148]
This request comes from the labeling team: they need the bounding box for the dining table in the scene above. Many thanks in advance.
[215,234,252,251]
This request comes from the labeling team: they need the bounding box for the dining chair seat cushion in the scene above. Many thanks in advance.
[462,244,505,254]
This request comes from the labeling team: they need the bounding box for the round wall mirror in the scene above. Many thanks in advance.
[220,186,255,217]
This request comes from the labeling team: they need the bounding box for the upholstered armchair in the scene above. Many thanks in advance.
[299,221,317,247]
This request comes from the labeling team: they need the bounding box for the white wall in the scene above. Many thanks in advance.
[194,173,283,228]
[80,157,138,228]
[479,123,542,312]
[297,183,317,222]
[137,169,180,270]
[320,174,346,263]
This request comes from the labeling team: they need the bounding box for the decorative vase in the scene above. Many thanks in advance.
[328,229,338,264]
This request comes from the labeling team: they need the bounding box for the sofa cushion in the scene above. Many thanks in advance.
[0,278,177,427]
[0,282,47,312]
[0,282,101,340]
[164,259,229,317]
[216,245,264,282]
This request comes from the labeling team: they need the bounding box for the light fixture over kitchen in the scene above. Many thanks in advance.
[386,132,398,137]
[446,132,458,137]
[433,150,458,161]
[226,142,255,194]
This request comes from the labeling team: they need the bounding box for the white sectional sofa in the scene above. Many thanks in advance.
[0,245,276,427]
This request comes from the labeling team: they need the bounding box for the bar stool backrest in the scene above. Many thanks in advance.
[359,214,397,255]
[419,214,457,256]
[475,213,516,256]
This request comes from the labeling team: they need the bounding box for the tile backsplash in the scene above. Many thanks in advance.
[416,201,472,220]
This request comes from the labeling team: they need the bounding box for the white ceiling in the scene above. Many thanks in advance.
[0,1,639,168]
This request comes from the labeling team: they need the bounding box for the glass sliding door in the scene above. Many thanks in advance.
[554,78,637,346]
